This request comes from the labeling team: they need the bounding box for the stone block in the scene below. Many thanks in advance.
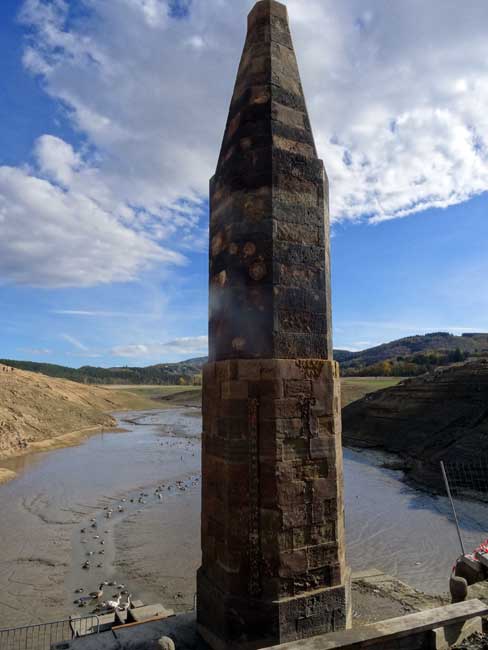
[237,359,262,381]
[279,549,308,576]
[221,380,248,400]
[284,379,312,397]
[310,437,334,460]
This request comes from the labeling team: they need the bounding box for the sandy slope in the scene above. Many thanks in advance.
[0,363,155,464]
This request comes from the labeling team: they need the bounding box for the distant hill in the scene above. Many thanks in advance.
[339,332,488,377]
[0,357,207,386]
[3,332,488,384]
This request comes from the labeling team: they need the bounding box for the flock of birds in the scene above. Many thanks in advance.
[72,474,200,614]
[73,581,131,614]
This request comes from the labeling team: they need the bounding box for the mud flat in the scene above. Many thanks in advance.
[1,407,488,631]
[0,409,200,628]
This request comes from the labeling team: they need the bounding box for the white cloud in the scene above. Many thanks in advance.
[0,136,186,287]
[62,333,89,351]
[111,335,208,358]
[19,348,52,356]
[3,0,488,289]
[53,310,136,317]
[15,0,488,230]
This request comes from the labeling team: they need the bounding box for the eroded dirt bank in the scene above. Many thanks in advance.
[342,360,488,490]
[0,364,156,464]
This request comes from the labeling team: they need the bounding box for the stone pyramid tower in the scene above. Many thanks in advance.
[197,1,351,648]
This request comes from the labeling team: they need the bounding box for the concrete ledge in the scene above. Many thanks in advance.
[430,616,483,650]
[263,600,488,650]
[52,599,488,650]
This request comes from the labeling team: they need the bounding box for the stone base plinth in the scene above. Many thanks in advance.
[198,357,350,649]
[198,568,351,650]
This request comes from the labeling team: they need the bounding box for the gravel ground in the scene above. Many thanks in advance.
[455,633,488,650]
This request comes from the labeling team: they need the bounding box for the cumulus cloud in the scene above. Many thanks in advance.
[111,336,208,358]
[0,135,186,287]
[17,0,488,228]
[3,0,488,288]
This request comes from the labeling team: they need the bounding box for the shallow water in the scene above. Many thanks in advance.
[1,408,487,626]
[344,448,488,593]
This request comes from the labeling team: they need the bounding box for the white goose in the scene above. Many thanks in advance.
[102,593,121,611]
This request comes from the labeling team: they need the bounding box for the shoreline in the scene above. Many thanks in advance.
[0,406,165,484]
[0,423,117,482]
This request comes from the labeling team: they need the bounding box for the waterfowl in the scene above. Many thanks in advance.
[89,584,105,600]
[104,593,121,610]
[119,593,131,611]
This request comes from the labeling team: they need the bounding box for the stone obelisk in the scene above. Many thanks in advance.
[197,2,351,647]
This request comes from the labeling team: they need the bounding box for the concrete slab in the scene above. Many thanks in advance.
[51,632,119,650]
[125,604,174,623]
[52,600,488,650]
[263,599,488,650]
[429,616,483,650]
[113,612,207,650]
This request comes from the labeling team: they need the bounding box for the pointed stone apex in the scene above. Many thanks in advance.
[248,0,288,26]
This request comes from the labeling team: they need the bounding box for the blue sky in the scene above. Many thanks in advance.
[1,0,487,367]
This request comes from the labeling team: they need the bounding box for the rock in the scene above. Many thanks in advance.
[455,556,485,585]
[158,637,175,650]
[450,575,468,603]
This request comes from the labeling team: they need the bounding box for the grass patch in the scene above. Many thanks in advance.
[108,379,402,411]
[106,384,202,406]
[340,377,404,408]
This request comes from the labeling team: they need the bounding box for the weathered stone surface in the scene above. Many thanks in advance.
[198,2,349,648]
[208,0,332,363]
[198,360,349,648]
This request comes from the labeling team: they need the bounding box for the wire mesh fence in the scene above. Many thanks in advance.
[441,459,488,502]
[440,459,488,557]
[0,615,99,650]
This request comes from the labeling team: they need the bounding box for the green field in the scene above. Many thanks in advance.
[107,377,402,411]
[105,384,202,406]
[340,377,404,407]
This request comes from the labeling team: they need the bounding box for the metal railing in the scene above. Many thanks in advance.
[0,615,100,650]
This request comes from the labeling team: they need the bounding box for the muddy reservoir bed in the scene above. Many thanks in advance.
[1,408,488,628]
